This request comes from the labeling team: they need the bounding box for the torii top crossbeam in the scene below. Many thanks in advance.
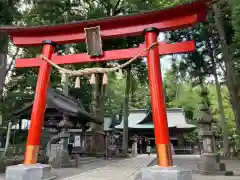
[0,0,210,46]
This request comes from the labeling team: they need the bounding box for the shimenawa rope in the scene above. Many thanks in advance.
[40,41,159,76]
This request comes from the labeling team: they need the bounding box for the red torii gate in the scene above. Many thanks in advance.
[1,0,210,167]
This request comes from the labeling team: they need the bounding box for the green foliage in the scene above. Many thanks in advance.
[105,73,126,115]
[0,0,22,25]
[208,84,236,137]
[184,131,198,144]
[164,68,202,122]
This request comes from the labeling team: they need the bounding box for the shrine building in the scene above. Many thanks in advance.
[104,108,196,154]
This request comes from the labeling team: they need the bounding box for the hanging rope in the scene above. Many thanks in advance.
[40,41,159,86]
[40,41,159,76]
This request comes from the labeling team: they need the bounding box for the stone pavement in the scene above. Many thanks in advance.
[172,155,240,177]
[148,155,240,180]
[0,158,124,180]
[59,154,156,180]
[193,174,240,180]
[58,154,240,180]
[1,154,240,180]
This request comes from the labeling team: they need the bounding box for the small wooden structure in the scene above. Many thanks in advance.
[12,88,101,156]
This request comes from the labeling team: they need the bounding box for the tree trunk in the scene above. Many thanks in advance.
[213,3,240,132]
[90,67,105,154]
[61,45,72,154]
[0,32,8,98]
[213,61,230,155]
[3,122,12,157]
[98,74,106,153]
[18,119,22,133]
[119,103,124,122]
[204,31,229,156]
[123,65,131,156]
[0,32,8,129]
[0,0,15,130]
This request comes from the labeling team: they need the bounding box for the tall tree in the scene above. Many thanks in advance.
[122,65,131,155]
[212,2,240,132]
[0,0,22,127]
[204,25,229,155]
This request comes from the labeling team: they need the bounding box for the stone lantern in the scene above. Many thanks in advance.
[131,134,138,156]
[49,118,74,168]
[58,118,74,148]
[197,104,232,175]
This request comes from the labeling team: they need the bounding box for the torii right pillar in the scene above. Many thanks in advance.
[144,27,173,167]
[141,27,193,180]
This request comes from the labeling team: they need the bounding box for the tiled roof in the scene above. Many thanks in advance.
[104,108,195,130]
[13,88,102,125]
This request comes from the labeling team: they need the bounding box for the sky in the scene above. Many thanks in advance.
[157,32,172,76]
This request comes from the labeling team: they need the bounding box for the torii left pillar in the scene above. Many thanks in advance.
[5,41,57,180]
[25,40,56,164]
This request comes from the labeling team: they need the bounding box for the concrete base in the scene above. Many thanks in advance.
[141,165,192,180]
[5,164,56,180]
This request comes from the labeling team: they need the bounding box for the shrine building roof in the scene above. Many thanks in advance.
[12,88,101,125]
[105,108,195,130]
